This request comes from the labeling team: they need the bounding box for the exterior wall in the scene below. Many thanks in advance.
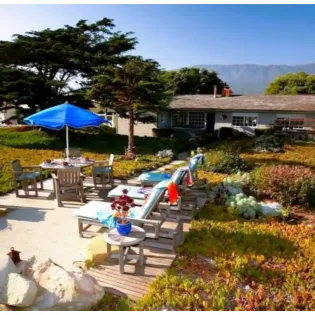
[116,117,157,137]
[214,111,315,135]
[0,108,16,122]
[157,111,171,128]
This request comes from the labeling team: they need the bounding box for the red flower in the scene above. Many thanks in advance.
[123,205,129,211]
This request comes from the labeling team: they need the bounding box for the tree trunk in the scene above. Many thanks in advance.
[127,106,135,158]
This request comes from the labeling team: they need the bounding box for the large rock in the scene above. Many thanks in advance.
[81,235,118,264]
[0,256,18,304]
[259,202,283,217]
[4,273,37,307]
[27,259,104,311]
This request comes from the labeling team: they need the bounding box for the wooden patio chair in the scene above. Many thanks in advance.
[92,154,114,189]
[65,148,82,158]
[52,167,85,207]
[11,159,43,197]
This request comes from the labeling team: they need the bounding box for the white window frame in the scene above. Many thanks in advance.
[172,111,206,129]
[232,113,258,127]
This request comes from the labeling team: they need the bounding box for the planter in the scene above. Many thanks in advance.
[116,220,132,236]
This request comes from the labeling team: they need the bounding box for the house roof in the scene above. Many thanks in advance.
[169,95,315,112]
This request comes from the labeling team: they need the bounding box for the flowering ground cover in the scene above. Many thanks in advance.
[135,204,315,311]
[241,142,315,169]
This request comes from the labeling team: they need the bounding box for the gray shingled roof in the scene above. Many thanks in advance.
[169,95,315,112]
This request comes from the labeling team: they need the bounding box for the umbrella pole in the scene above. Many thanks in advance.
[66,126,69,159]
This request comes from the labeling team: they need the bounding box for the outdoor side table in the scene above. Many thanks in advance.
[104,226,146,274]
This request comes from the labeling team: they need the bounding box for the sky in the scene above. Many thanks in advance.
[1,4,315,70]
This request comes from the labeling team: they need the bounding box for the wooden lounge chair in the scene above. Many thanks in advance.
[11,159,43,197]
[74,186,184,253]
[108,167,198,219]
[52,167,85,207]
[92,154,114,188]
[137,153,205,186]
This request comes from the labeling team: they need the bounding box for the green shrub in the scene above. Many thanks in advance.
[219,127,249,139]
[152,128,173,138]
[253,135,285,153]
[205,149,248,174]
[254,127,274,136]
[250,165,315,207]
[88,293,132,311]
[98,125,116,135]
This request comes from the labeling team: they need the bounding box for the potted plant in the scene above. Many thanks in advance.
[110,189,135,236]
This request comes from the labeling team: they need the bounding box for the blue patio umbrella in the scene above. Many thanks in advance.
[24,102,109,158]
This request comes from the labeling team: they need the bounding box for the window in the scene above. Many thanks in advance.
[188,112,205,128]
[232,116,244,126]
[172,112,206,129]
[172,112,188,127]
[232,115,257,127]
[276,117,304,129]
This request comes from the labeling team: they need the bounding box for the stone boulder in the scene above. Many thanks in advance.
[0,255,18,305]
[27,259,104,311]
[4,273,37,307]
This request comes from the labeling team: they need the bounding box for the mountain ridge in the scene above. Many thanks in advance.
[192,63,315,94]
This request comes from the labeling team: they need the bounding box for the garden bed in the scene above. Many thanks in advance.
[135,205,315,311]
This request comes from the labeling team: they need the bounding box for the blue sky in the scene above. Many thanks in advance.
[1,4,315,70]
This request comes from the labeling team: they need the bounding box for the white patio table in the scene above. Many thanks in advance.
[40,158,94,170]
[104,226,146,274]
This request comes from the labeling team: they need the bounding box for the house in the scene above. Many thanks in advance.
[159,94,315,136]
[90,94,315,137]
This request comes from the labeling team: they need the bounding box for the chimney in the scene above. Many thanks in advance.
[213,85,217,99]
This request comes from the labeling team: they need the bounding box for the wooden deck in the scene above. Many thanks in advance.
[88,244,176,301]
[87,193,206,301]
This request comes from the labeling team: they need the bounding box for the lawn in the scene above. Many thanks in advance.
[0,127,181,195]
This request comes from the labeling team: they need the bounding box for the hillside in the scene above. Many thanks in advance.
[193,63,315,94]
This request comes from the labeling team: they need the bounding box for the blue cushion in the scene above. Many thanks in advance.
[154,179,170,189]
[189,159,199,174]
[138,187,165,218]
[18,171,41,181]
[94,166,111,175]
[171,168,187,185]
[138,172,166,183]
